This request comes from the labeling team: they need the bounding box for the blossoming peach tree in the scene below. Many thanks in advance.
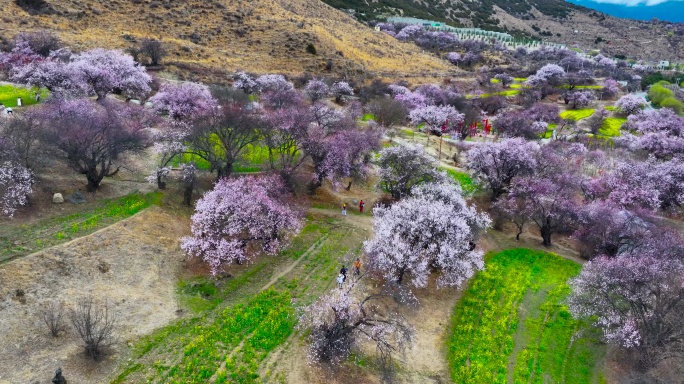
[364,181,490,289]
[181,175,301,275]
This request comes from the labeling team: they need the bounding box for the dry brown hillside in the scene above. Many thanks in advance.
[2,0,455,81]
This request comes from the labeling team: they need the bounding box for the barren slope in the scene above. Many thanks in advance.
[2,0,453,81]
[0,207,190,384]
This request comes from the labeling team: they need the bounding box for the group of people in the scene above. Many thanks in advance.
[337,258,362,288]
[341,200,364,216]
[0,103,13,116]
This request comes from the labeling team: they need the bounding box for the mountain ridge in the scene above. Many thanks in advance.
[2,0,455,81]
[324,0,684,61]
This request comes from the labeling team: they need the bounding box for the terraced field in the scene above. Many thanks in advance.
[112,214,368,383]
[447,249,605,384]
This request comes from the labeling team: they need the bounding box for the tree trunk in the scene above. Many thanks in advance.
[346,181,353,191]
[280,171,296,194]
[540,224,552,247]
[157,174,166,190]
[490,187,503,202]
[86,169,103,192]
[516,226,523,241]
[183,186,193,207]
[308,178,323,195]
[396,268,406,285]
[216,163,233,180]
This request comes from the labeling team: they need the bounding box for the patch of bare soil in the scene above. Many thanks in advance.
[396,279,462,384]
[0,207,189,384]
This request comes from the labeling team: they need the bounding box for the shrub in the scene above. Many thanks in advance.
[42,301,65,337]
[648,83,674,105]
[660,97,684,115]
[70,298,117,360]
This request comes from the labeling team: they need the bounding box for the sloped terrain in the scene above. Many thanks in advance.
[0,207,190,384]
[2,0,453,81]
[324,0,683,61]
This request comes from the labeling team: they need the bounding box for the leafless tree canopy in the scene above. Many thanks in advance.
[42,301,65,337]
[298,280,414,382]
[366,97,407,128]
[140,38,166,66]
[70,298,117,360]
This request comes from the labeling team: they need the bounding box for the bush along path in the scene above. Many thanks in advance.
[447,249,606,384]
[111,213,368,383]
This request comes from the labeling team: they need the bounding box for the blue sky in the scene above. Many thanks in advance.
[585,0,682,5]
[567,0,684,22]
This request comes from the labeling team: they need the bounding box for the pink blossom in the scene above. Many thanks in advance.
[304,79,330,103]
[615,94,646,115]
[180,175,302,275]
[364,181,490,289]
[150,82,217,120]
[0,161,33,217]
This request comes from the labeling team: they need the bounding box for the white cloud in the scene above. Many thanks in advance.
[586,0,684,6]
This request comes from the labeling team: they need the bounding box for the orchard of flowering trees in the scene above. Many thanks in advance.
[12,48,151,100]
[4,26,684,383]
[0,40,156,195]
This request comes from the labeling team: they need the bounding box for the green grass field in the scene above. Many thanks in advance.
[112,215,367,383]
[541,123,558,139]
[441,168,477,194]
[560,109,596,121]
[0,191,162,264]
[172,143,269,173]
[0,85,48,108]
[448,249,605,384]
[598,117,626,137]
[468,90,521,99]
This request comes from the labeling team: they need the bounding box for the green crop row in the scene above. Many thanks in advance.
[441,168,478,194]
[1,191,162,263]
[218,293,295,383]
[560,109,596,121]
[156,289,294,383]
[448,249,604,384]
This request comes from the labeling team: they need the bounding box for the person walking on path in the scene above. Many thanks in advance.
[353,258,361,276]
[342,203,347,216]
[340,265,348,282]
[359,200,364,214]
[337,273,344,289]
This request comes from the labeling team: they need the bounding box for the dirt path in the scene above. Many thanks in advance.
[397,282,464,384]
[261,233,330,291]
[0,207,189,384]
